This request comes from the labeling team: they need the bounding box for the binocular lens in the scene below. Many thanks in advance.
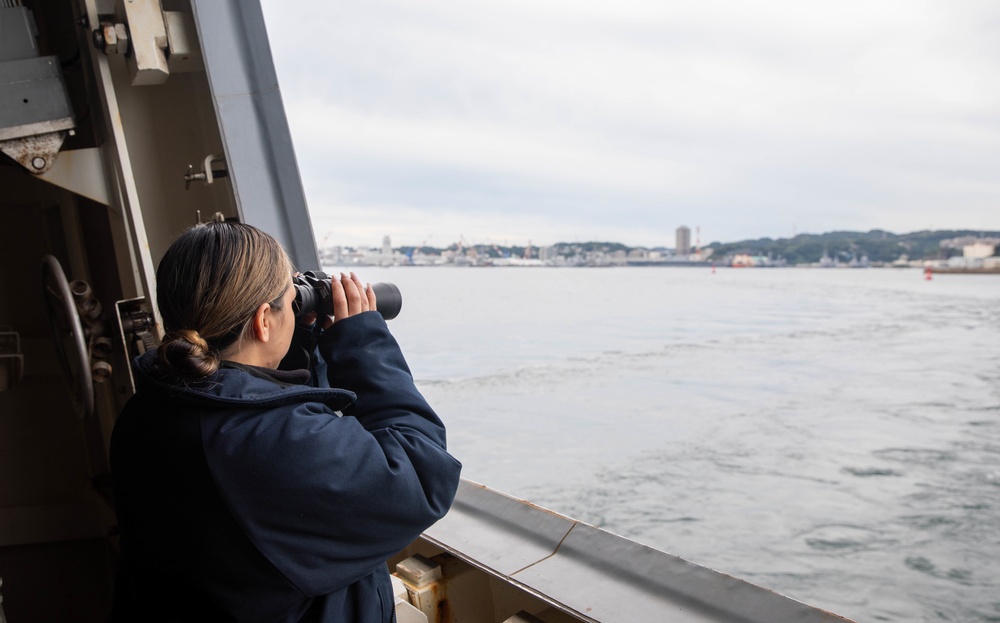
[370,282,402,320]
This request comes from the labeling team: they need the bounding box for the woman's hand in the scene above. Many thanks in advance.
[325,272,377,328]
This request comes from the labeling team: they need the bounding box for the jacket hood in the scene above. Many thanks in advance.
[132,350,356,412]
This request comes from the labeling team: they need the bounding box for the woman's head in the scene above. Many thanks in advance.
[155,221,294,379]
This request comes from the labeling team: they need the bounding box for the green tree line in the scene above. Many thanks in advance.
[392,230,998,264]
[704,230,1000,264]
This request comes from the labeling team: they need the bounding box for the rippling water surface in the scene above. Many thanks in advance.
[332,265,1000,623]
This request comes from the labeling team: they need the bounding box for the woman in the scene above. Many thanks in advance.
[110,221,461,622]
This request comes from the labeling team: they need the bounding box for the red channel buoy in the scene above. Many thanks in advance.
[924,266,933,281]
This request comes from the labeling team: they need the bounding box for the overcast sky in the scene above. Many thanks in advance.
[260,0,1000,248]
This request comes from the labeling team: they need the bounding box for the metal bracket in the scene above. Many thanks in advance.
[89,7,202,82]
[184,153,227,190]
[115,297,158,394]
[90,0,169,85]
[0,46,77,174]
[0,130,70,174]
[91,20,130,56]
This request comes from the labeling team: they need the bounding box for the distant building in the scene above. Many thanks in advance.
[964,242,996,259]
[321,245,342,266]
[676,226,691,255]
[627,248,648,260]
[941,235,1000,251]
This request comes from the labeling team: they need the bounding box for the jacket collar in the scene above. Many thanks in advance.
[220,360,312,387]
[132,350,355,412]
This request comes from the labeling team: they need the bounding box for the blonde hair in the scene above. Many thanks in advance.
[155,221,293,379]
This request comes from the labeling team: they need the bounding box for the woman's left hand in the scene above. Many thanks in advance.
[325,272,377,328]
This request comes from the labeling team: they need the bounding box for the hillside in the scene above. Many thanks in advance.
[379,230,998,264]
[704,230,1000,264]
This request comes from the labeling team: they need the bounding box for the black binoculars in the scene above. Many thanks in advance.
[292,271,402,320]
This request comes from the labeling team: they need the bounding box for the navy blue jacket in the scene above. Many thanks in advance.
[110,312,461,622]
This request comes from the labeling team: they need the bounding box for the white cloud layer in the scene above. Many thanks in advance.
[262,0,1000,247]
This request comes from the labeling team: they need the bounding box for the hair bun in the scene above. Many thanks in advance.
[157,329,220,379]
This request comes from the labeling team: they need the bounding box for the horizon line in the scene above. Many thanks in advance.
[317,228,1000,249]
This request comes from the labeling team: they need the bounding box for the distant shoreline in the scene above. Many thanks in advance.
[927,267,1000,274]
[323,262,1000,272]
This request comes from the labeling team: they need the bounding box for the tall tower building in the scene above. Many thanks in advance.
[676,226,691,255]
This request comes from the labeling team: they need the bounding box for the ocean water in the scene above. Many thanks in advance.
[329,265,1000,623]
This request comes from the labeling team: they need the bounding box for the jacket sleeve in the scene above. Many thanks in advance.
[202,312,461,597]
[318,312,445,443]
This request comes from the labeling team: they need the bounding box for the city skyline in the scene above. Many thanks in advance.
[319,225,1000,252]
[320,230,999,271]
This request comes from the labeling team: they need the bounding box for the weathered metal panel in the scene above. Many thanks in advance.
[38,147,110,205]
[425,480,856,623]
[516,522,850,623]
[0,6,37,61]
[0,56,75,140]
[188,0,319,269]
[425,480,575,577]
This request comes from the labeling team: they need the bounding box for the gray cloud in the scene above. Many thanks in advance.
[263,0,1000,247]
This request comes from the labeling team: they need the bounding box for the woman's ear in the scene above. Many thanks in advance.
[250,302,271,343]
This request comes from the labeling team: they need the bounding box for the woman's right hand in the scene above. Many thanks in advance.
[325,272,377,328]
